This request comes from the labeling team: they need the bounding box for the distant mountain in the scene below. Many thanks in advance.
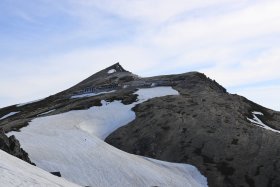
[1,63,280,187]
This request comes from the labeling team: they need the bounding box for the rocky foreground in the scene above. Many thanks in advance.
[0,130,33,165]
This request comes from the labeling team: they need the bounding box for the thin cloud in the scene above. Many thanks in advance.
[0,0,279,111]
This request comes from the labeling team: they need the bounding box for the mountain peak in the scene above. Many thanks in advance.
[65,62,134,94]
[105,62,127,74]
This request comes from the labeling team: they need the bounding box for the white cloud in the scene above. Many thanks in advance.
[202,48,280,87]
[152,0,280,48]
[1,0,280,111]
[79,0,247,23]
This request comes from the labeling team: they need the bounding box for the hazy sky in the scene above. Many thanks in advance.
[0,0,280,111]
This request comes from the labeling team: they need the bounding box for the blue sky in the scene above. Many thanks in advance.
[0,0,280,111]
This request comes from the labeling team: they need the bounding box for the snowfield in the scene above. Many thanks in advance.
[9,87,208,187]
[0,150,80,187]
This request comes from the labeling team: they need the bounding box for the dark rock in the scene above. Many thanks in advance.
[50,172,61,177]
[0,130,34,165]
[105,75,280,187]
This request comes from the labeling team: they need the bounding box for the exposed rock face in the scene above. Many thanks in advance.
[50,172,62,177]
[0,130,34,165]
[106,73,280,187]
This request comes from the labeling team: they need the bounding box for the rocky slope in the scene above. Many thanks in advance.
[0,130,33,165]
[106,72,280,187]
[1,63,280,187]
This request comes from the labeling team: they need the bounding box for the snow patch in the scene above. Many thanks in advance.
[107,69,116,74]
[252,111,263,115]
[17,98,44,107]
[136,87,178,101]
[247,111,280,133]
[0,150,80,187]
[71,90,116,99]
[0,112,19,120]
[38,109,56,116]
[9,87,207,187]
